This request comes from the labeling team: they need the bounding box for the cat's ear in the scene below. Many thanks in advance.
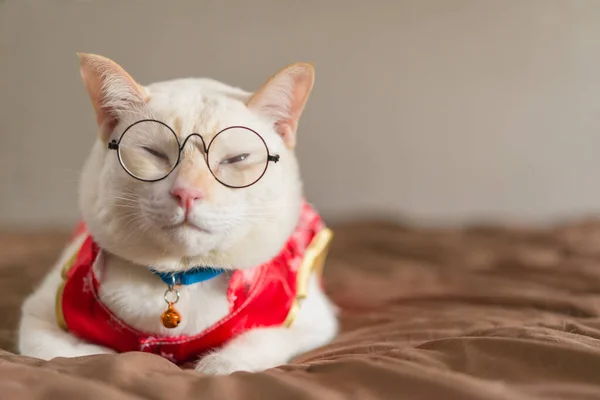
[78,53,148,141]
[247,63,315,148]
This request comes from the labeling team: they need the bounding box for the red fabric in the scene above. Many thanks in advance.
[60,202,325,365]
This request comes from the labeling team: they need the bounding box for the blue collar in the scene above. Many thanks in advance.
[151,267,225,286]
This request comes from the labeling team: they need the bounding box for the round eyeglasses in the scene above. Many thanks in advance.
[107,119,280,188]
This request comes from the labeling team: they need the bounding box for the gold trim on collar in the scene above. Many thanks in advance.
[55,242,84,331]
[283,227,334,327]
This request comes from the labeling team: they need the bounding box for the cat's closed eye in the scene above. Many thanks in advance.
[142,146,170,163]
[221,153,249,165]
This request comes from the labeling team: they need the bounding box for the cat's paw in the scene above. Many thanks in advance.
[57,342,117,359]
[74,343,118,357]
[194,328,294,375]
[195,351,256,375]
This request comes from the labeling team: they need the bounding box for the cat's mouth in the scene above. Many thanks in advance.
[162,220,210,234]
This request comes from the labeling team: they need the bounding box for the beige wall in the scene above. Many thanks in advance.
[2,0,600,228]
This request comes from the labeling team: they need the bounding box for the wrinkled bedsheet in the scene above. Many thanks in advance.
[2,219,600,399]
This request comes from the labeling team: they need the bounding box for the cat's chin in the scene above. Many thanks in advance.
[159,228,222,256]
[94,226,222,268]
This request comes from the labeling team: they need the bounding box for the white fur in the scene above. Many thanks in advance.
[18,65,338,374]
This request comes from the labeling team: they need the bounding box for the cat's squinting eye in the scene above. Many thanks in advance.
[221,153,249,165]
[142,146,170,162]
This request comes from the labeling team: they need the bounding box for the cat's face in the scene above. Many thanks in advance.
[77,55,314,271]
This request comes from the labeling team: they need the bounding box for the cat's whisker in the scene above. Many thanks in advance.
[111,196,140,204]
[112,204,141,211]
[111,195,139,203]
[120,215,152,244]
[234,212,283,220]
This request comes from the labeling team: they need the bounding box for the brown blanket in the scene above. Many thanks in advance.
[2,220,600,399]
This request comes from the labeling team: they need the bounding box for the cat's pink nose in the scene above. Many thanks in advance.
[170,186,204,210]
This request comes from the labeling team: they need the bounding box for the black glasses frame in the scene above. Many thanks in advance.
[107,119,280,189]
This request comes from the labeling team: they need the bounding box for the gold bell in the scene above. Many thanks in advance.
[162,279,182,329]
[161,303,181,329]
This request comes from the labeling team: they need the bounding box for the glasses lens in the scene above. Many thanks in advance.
[118,120,180,181]
[207,127,269,188]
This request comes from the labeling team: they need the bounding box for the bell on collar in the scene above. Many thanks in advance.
[161,303,182,329]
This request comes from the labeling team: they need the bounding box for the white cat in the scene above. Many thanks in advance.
[17,53,338,374]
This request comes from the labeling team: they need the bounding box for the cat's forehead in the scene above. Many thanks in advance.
[144,78,253,138]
